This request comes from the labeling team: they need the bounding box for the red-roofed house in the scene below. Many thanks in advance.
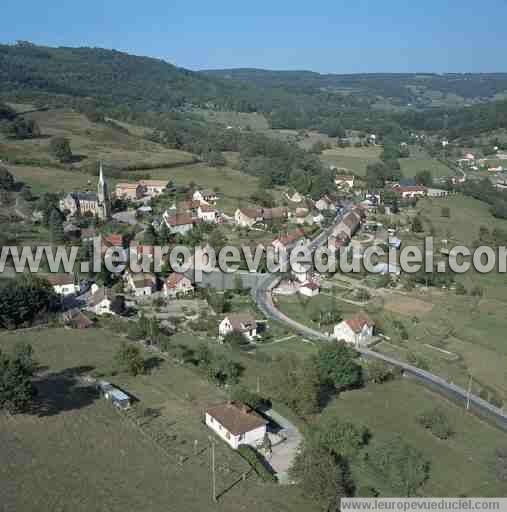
[197,204,218,223]
[205,401,268,450]
[272,228,306,253]
[392,185,427,199]
[334,312,374,347]
[162,211,194,235]
[163,273,194,298]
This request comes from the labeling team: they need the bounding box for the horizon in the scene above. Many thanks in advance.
[2,0,507,74]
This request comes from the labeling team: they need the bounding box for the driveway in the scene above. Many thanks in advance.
[264,409,302,484]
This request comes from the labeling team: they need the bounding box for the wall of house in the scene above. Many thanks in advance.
[205,413,240,449]
[334,323,355,344]
[240,425,266,448]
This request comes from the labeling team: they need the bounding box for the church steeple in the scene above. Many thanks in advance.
[97,161,111,219]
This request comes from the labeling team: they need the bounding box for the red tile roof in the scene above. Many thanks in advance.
[345,312,374,334]
[167,213,194,226]
[206,401,268,435]
[165,272,188,289]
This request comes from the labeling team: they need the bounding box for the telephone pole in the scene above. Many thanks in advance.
[209,437,217,503]
[466,374,473,410]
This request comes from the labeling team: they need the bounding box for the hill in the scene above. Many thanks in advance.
[203,68,507,107]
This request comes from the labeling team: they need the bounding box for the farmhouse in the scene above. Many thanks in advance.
[334,312,374,347]
[193,189,218,205]
[163,273,194,298]
[219,312,257,341]
[45,273,78,296]
[205,401,268,450]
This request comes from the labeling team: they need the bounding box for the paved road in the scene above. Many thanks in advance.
[264,409,302,484]
[251,211,507,432]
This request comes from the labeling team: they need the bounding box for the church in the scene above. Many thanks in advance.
[61,163,111,220]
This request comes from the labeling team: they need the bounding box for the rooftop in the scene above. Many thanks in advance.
[206,401,268,436]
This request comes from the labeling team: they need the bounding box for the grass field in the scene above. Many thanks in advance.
[1,108,194,168]
[325,379,507,497]
[370,194,507,401]
[321,146,381,175]
[0,327,313,512]
[320,145,452,179]
[193,109,270,131]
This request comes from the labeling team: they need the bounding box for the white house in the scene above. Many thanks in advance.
[197,204,218,223]
[45,274,78,296]
[126,272,157,297]
[139,180,167,197]
[162,211,194,235]
[299,281,320,297]
[234,207,262,228]
[219,313,257,341]
[334,312,374,347]
[392,185,427,199]
[163,273,194,298]
[335,174,355,190]
[205,401,268,450]
[87,285,117,315]
[292,261,311,283]
[315,195,335,211]
[193,189,218,205]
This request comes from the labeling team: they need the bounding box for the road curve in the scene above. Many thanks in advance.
[251,214,507,432]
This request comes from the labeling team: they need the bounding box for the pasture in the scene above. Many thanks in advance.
[0,327,313,512]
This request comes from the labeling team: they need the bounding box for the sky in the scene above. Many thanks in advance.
[2,0,507,73]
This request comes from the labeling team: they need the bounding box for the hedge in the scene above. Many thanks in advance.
[237,445,277,483]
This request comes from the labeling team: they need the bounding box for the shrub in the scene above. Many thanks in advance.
[237,445,277,482]
[417,407,453,440]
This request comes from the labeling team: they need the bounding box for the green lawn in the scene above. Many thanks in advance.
[321,146,381,176]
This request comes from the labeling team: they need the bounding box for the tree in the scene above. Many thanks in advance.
[290,439,349,510]
[115,342,145,376]
[206,150,226,167]
[315,342,363,392]
[49,137,73,162]
[368,433,430,496]
[367,359,395,384]
[0,342,36,413]
[415,170,433,187]
[222,330,249,348]
[0,276,57,329]
[315,411,370,460]
[0,166,15,191]
[270,354,323,416]
[411,215,423,233]
[49,208,64,244]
